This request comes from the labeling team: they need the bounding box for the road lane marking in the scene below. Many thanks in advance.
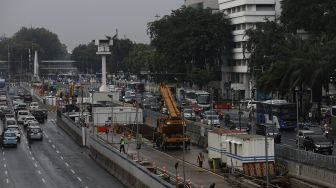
[71,169,75,174]
[60,156,64,160]
[52,144,55,148]
[48,140,52,143]
[34,163,38,167]
[44,132,49,138]
[3,157,5,161]
[42,178,46,183]
[32,157,35,161]
[4,164,6,168]
[6,178,9,184]
[77,177,82,182]
[29,151,32,155]
[2,151,4,155]
[65,162,69,167]
[38,170,41,174]
[56,150,60,154]
[25,141,28,144]
[5,170,7,175]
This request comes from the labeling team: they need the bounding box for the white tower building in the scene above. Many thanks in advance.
[219,0,282,100]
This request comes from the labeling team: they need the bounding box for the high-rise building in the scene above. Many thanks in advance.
[185,0,219,10]
[219,0,282,100]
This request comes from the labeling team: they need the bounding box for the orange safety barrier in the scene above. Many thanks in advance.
[96,126,110,133]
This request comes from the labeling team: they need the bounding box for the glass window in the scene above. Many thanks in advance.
[242,5,246,11]
[227,9,231,14]
[232,7,236,13]
[229,142,232,153]
[237,6,241,12]
[256,4,275,11]
[242,23,246,29]
[234,143,237,155]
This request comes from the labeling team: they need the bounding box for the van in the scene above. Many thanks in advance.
[17,110,30,124]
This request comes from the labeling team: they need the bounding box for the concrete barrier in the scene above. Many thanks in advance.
[88,136,172,188]
[277,158,336,188]
[57,113,83,146]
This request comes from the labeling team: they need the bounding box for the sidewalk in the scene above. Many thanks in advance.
[96,131,232,188]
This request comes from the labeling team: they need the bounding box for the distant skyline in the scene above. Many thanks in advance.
[0,0,183,52]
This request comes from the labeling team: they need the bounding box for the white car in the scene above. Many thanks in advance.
[203,115,220,127]
[7,124,21,142]
[23,116,37,128]
[30,102,39,110]
[17,110,30,124]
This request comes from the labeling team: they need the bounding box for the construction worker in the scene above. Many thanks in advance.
[120,136,126,153]
[197,152,205,168]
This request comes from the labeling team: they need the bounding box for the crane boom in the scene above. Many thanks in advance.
[159,83,180,119]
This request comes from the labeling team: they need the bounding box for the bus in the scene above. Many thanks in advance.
[195,91,211,110]
[128,81,145,93]
[256,100,297,130]
[185,90,197,105]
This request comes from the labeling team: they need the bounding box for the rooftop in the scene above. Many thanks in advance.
[228,134,266,140]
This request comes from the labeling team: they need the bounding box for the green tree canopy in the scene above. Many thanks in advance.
[122,43,155,74]
[148,6,232,85]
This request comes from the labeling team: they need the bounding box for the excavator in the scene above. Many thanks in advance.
[154,83,190,150]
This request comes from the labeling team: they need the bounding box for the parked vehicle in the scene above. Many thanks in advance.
[303,135,333,155]
[27,125,43,141]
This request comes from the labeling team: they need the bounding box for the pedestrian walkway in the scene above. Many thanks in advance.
[96,131,232,188]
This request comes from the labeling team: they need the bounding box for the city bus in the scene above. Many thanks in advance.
[256,100,297,130]
[128,81,145,93]
[195,91,211,110]
[185,89,197,105]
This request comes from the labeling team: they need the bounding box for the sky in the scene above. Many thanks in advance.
[0,0,183,52]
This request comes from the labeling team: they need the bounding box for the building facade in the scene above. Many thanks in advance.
[185,0,219,10]
[219,0,282,100]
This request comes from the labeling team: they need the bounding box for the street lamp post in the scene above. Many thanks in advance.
[182,111,186,187]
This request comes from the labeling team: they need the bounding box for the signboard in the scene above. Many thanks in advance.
[95,39,112,55]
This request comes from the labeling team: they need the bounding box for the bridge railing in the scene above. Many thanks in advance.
[275,144,336,171]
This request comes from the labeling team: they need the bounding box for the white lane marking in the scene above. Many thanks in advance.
[42,178,46,183]
[65,162,69,167]
[38,170,41,175]
[77,177,82,182]
[34,163,38,168]
[56,150,60,154]
[2,151,4,155]
[52,144,55,148]
[32,157,35,161]
[60,156,64,160]
[85,186,88,188]
[25,141,28,144]
[3,157,5,161]
[71,169,75,174]
[5,170,7,175]
[6,178,9,184]
[48,140,52,143]
[4,164,6,168]
[29,151,32,155]
[44,132,49,138]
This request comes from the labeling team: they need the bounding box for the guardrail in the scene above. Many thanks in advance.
[275,144,336,171]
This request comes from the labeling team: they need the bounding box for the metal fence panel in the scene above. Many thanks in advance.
[275,144,336,171]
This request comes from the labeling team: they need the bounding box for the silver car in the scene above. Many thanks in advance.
[27,125,43,141]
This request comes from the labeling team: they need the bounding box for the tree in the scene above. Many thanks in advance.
[148,6,232,84]
[110,38,134,73]
[122,43,155,74]
[71,42,101,74]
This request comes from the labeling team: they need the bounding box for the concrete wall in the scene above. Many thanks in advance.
[88,136,172,188]
[58,113,172,188]
[277,158,336,188]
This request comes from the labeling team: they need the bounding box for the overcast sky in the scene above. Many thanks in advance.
[0,0,183,52]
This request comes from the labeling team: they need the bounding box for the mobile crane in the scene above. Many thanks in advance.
[154,83,190,150]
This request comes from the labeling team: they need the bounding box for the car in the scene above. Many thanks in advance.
[183,108,196,121]
[123,91,136,103]
[27,125,43,141]
[5,118,17,128]
[256,124,281,143]
[29,102,39,110]
[1,130,17,147]
[7,124,21,142]
[31,109,47,123]
[24,94,33,103]
[200,110,217,119]
[23,116,37,128]
[17,110,30,124]
[202,115,220,127]
[303,135,333,155]
[296,130,316,147]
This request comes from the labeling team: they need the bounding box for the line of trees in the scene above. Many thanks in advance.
[244,0,336,120]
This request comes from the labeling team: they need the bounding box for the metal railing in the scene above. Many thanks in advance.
[275,144,336,171]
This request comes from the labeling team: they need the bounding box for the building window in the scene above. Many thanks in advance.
[241,5,246,11]
[256,4,275,11]
[227,8,231,14]
[234,42,242,48]
[232,7,236,13]
[237,6,241,12]
[229,142,232,153]
[242,23,246,29]
[234,143,237,155]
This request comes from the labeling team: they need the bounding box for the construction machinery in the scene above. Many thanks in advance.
[154,83,190,150]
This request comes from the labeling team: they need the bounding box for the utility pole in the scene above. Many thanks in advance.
[7,45,10,82]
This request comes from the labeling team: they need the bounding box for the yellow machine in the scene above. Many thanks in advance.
[154,83,190,150]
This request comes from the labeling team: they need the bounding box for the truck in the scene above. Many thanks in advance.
[154,83,190,150]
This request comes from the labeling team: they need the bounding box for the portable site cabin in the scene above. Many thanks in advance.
[225,134,275,177]
[208,129,244,163]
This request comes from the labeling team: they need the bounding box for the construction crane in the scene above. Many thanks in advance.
[154,83,190,150]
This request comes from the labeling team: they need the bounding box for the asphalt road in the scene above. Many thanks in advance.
[0,86,125,188]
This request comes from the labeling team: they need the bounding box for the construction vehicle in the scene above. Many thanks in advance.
[154,83,190,150]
